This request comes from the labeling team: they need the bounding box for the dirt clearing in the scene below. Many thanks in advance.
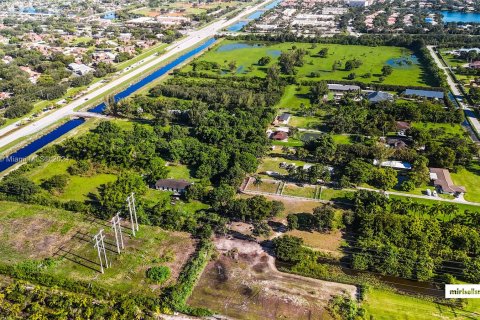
[188,237,356,319]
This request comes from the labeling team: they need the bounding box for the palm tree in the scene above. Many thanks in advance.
[253,175,263,191]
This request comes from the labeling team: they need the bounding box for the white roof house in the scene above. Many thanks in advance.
[373,160,412,170]
[68,63,94,75]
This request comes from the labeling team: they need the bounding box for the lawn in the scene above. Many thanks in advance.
[282,183,316,199]
[365,288,479,319]
[411,122,466,138]
[24,159,116,202]
[286,229,343,256]
[184,40,432,87]
[0,200,196,296]
[276,85,312,110]
[451,163,480,203]
[257,156,310,176]
[246,179,281,194]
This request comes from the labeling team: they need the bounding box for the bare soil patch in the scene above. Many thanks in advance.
[188,237,356,319]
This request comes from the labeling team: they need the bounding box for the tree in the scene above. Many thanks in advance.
[287,214,299,230]
[381,65,393,77]
[272,235,304,263]
[252,221,271,237]
[0,176,39,201]
[98,172,147,217]
[309,81,328,104]
[409,156,430,187]
[372,168,398,190]
[209,184,235,211]
[144,157,169,185]
[257,56,271,66]
[347,72,356,80]
[305,134,337,164]
[253,175,263,191]
[313,205,335,232]
[41,174,69,192]
[318,48,329,58]
[344,159,374,185]
[228,60,237,72]
[327,294,364,320]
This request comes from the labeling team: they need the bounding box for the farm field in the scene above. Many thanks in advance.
[183,40,432,86]
[0,201,195,296]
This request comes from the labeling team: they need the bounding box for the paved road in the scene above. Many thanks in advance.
[0,0,273,150]
[426,45,480,137]
[356,186,480,206]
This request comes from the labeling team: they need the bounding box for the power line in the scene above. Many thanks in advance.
[93,229,109,274]
[111,212,124,254]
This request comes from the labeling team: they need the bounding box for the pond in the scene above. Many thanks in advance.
[386,55,419,69]
[441,11,480,23]
[267,49,282,57]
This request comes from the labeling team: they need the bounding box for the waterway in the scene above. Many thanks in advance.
[227,0,282,32]
[0,119,85,172]
[441,11,480,24]
[89,37,217,113]
[0,38,217,172]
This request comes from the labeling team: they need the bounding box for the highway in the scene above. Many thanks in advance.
[427,45,480,139]
[0,0,274,150]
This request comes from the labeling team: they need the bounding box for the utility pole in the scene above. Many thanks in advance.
[111,212,124,254]
[93,229,109,273]
[126,192,139,236]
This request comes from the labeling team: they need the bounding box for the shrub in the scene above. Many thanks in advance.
[146,266,171,284]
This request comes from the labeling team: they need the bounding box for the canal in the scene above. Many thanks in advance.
[0,38,217,172]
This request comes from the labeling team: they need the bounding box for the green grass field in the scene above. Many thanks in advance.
[282,183,316,199]
[185,40,432,87]
[0,200,196,295]
[24,159,116,202]
[412,122,466,138]
[365,289,480,319]
[451,163,480,203]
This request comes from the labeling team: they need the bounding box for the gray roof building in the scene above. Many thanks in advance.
[367,91,394,103]
[403,89,444,99]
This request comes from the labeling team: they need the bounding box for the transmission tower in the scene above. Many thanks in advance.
[111,212,124,254]
[93,229,109,273]
[126,192,139,236]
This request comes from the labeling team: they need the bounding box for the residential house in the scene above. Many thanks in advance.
[271,131,289,141]
[19,66,41,84]
[68,63,94,75]
[396,121,411,136]
[373,160,412,170]
[429,168,466,195]
[273,112,291,125]
[367,91,394,103]
[155,179,192,194]
[469,61,480,69]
